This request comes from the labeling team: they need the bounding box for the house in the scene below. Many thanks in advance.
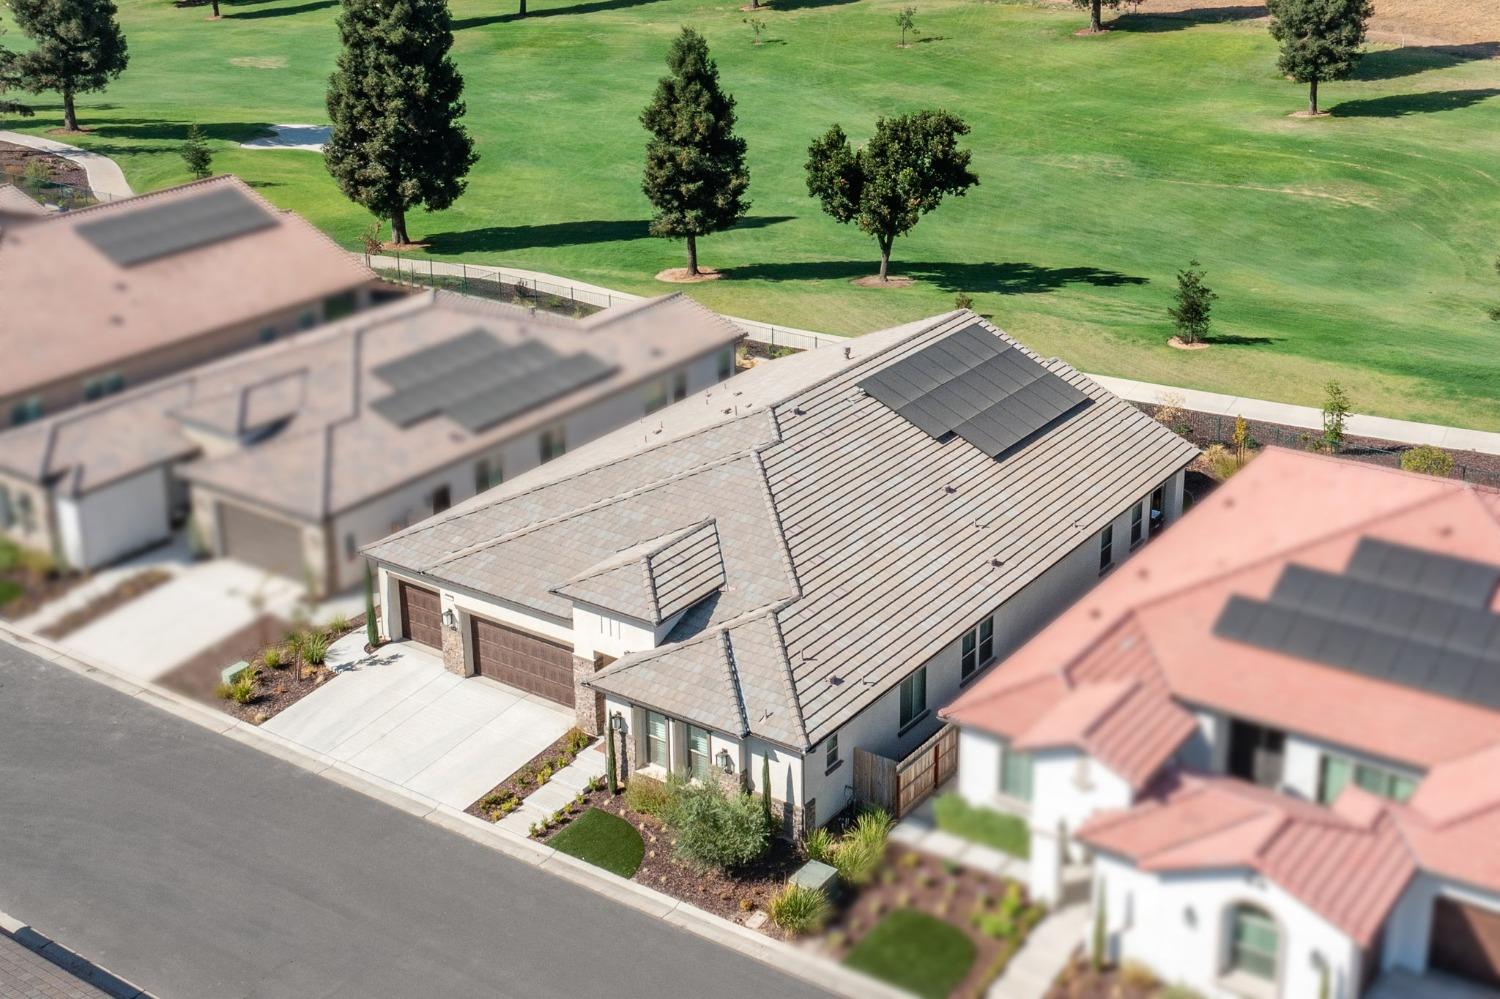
[943,447,1500,998]
[0,289,743,587]
[362,311,1197,835]
[0,175,380,430]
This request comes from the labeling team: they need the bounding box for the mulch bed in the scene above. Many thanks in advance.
[825,844,1041,999]
[0,568,88,622]
[38,569,172,639]
[464,729,595,822]
[0,140,87,190]
[1045,954,1164,998]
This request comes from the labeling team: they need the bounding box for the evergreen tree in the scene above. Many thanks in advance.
[363,566,379,649]
[180,124,212,179]
[1167,259,1216,345]
[0,29,34,119]
[760,755,772,828]
[605,720,619,794]
[1267,0,1372,115]
[324,0,476,246]
[805,109,977,282]
[7,0,128,132]
[640,27,749,276]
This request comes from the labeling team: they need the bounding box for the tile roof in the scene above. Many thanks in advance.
[368,311,1198,748]
[552,519,727,625]
[0,183,49,219]
[0,176,374,399]
[0,290,742,506]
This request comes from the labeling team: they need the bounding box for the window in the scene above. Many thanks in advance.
[344,532,356,560]
[474,457,503,493]
[16,493,34,533]
[323,290,358,322]
[1000,744,1034,801]
[0,487,11,529]
[825,733,840,773]
[102,372,124,395]
[899,667,927,729]
[687,724,711,781]
[83,372,126,402]
[539,426,566,463]
[673,370,689,402]
[1099,524,1114,575]
[10,396,43,426]
[299,310,317,330]
[717,347,734,381]
[645,379,669,414]
[961,616,995,680]
[1150,483,1168,531]
[1130,502,1144,548]
[1318,754,1417,805]
[646,711,669,768]
[259,326,278,344]
[431,485,451,514]
[1228,905,1279,981]
[84,378,104,402]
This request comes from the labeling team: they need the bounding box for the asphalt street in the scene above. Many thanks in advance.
[0,641,831,999]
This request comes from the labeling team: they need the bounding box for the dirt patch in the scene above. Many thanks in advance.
[1289,109,1332,118]
[0,140,87,190]
[655,266,722,283]
[851,274,914,288]
[1167,336,1209,350]
[38,570,173,640]
[1098,0,1500,46]
[229,56,288,69]
[465,729,596,821]
[380,241,431,252]
[1072,25,1112,35]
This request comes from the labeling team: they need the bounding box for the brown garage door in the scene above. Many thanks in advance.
[399,582,443,649]
[219,503,304,579]
[1430,897,1500,988]
[470,616,574,706]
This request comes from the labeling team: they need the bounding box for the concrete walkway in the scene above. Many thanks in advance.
[889,794,1031,881]
[12,534,196,635]
[0,131,133,201]
[496,744,608,836]
[987,903,1089,999]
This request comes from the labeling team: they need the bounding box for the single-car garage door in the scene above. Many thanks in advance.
[1430,897,1500,989]
[399,582,443,649]
[470,616,574,706]
[219,502,304,580]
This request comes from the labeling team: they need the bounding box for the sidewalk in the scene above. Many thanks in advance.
[987,903,1089,999]
[0,131,133,201]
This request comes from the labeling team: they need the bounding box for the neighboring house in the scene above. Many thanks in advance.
[363,311,1196,835]
[0,290,742,587]
[0,175,380,430]
[943,447,1500,999]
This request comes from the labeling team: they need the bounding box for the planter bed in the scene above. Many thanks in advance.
[463,727,594,822]
[1046,954,1201,999]
[38,569,173,639]
[0,542,88,621]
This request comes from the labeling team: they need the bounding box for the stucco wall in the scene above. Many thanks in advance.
[1382,872,1500,976]
[0,468,57,557]
[54,467,172,570]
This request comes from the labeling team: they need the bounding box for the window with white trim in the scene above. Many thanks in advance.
[646,710,669,768]
[645,379,669,414]
[539,426,567,463]
[1130,501,1144,548]
[1000,743,1033,801]
[1318,754,1417,805]
[687,724,711,781]
[673,370,689,402]
[961,616,995,681]
[717,347,734,381]
[825,733,840,773]
[899,667,927,729]
[1099,524,1114,575]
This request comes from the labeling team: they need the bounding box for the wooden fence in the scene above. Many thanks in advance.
[853,723,959,818]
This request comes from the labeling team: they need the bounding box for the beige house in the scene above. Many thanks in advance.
[0,175,380,430]
[0,289,743,589]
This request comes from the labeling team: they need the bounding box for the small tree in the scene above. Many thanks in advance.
[1231,415,1251,466]
[605,717,619,794]
[1322,380,1351,452]
[363,566,379,648]
[1267,0,1373,115]
[640,28,749,276]
[744,16,766,44]
[1401,445,1454,478]
[761,754,773,828]
[1072,0,1120,33]
[180,124,212,180]
[324,0,477,246]
[805,110,978,282]
[1168,259,1216,345]
[896,6,915,46]
[8,0,128,132]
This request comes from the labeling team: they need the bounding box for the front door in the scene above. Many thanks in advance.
[1228,719,1285,789]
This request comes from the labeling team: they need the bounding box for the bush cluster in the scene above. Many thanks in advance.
[804,808,892,887]
[768,882,830,936]
[666,780,771,872]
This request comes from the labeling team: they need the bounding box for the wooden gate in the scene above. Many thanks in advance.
[852,724,959,818]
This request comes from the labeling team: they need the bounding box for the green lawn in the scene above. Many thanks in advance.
[6,0,1500,427]
[932,793,1030,859]
[844,908,976,999]
[547,807,645,877]
[0,578,21,608]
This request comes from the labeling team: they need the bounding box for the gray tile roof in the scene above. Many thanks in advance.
[551,519,727,625]
[367,312,1200,749]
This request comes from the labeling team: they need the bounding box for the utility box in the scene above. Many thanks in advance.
[790,859,839,897]
[220,660,251,685]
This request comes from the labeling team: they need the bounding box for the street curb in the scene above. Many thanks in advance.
[0,625,907,999]
[0,909,154,998]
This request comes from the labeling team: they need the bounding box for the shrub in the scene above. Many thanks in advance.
[304,632,329,666]
[666,781,770,871]
[285,631,308,658]
[768,883,829,936]
[1322,380,1351,453]
[217,664,258,704]
[262,645,284,669]
[803,826,837,865]
[954,291,974,311]
[625,776,675,818]
[1121,961,1159,990]
[833,808,891,887]
[1202,443,1241,480]
[1401,445,1454,478]
[974,911,1013,940]
[327,612,350,634]
[565,728,591,753]
[1000,882,1023,919]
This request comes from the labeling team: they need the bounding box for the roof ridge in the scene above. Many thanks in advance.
[721,630,750,736]
[766,611,811,748]
[751,447,803,600]
[1078,677,1144,740]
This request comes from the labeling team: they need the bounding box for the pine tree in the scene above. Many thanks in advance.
[805,110,977,282]
[1267,0,1373,115]
[363,566,379,648]
[760,755,772,828]
[0,29,34,119]
[323,0,476,246]
[640,27,749,276]
[605,720,619,794]
[1167,259,1216,345]
[180,124,212,179]
[7,0,128,132]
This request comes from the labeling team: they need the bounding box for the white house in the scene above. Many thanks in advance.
[363,310,1196,834]
[943,448,1500,998]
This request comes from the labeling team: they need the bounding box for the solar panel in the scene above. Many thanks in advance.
[371,333,616,432]
[76,185,278,267]
[1215,552,1500,710]
[860,323,1090,460]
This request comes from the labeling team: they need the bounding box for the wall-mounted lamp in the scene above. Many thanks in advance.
[716,748,734,774]
[609,712,626,734]
[442,608,457,630]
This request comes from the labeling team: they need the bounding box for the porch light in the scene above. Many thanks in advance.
[716,748,734,774]
[609,712,626,734]
[442,608,457,630]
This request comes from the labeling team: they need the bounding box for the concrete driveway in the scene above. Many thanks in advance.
[264,635,575,809]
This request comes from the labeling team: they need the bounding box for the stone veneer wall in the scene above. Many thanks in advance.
[573,656,604,736]
[441,622,466,676]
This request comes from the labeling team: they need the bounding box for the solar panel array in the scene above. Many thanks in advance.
[76,186,278,267]
[372,331,616,433]
[1214,544,1500,710]
[859,323,1090,459]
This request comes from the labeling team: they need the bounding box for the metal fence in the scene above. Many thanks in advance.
[1,177,103,212]
[372,255,617,317]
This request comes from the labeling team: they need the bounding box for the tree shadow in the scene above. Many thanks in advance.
[1333,88,1500,117]
[762,0,858,10]
[1354,42,1500,81]
[454,0,666,29]
[914,34,948,43]
[1205,333,1277,345]
[85,120,276,142]
[423,215,795,254]
[224,0,336,18]
[1110,5,1265,32]
[726,258,1148,294]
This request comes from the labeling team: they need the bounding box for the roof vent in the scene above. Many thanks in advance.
[793,406,806,416]
[945,485,957,495]
[828,675,844,687]
[991,558,1005,568]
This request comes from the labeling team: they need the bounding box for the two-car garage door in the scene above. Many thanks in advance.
[1430,896,1500,989]
[219,503,304,580]
[470,615,574,707]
